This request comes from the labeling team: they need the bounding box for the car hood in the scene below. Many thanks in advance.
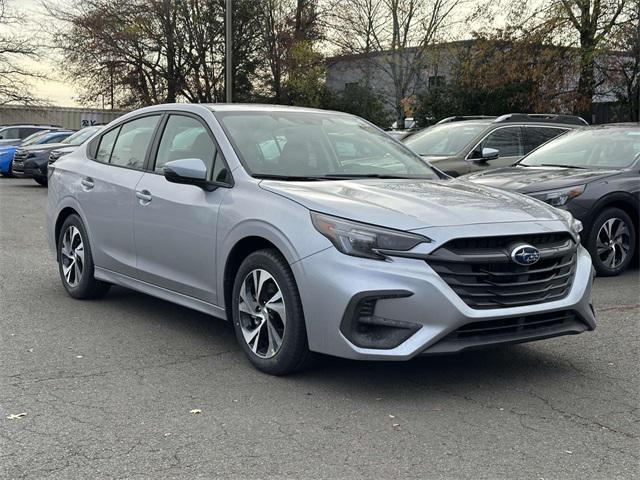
[20,142,68,152]
[51,145,77,154]
[463,166,620,193]
[260,178,565,231]
[419,155,454,163]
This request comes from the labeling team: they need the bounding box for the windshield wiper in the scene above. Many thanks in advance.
[253,174,336,181]
[323,173,434,179]
[537,164,588,169]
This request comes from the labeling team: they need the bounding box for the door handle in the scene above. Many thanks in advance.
[80,177,94,190]
[136,190,152,203]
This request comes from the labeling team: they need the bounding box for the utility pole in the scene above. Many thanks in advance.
[225,0,232,103]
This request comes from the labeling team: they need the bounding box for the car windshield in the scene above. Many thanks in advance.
[403,123,486,156]
[520,128,640,169]
[62,126,102,145]
[21,131,50,146]
[215,111,439,179]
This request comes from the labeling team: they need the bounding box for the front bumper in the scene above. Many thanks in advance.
[292,221,595,360]
[12,158,46,179]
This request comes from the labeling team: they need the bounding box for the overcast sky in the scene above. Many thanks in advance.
[8,0,510,108]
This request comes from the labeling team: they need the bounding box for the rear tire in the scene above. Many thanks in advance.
[57,214,110,299]
[34,177,47,186]
[586,207,636,276]
[231,249,310,375]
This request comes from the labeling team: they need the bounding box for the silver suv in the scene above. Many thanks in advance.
[46,104,596,375]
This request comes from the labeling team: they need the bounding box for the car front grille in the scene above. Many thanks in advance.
[426,232,577,309]
[13,150,29,162]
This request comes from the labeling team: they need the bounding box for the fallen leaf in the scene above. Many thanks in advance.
[388,415,395,419]
[76,355,83,359]
[392,423,400,427]
[7,413,27,420]
[565,450,573,454]
[190,409,202,415]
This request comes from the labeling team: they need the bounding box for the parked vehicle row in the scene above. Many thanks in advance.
[0,125,104,185]
[0,129,74,177]
[46,104,596,375]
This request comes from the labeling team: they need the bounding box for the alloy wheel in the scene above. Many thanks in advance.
[60,225,85,287]
[238,269,286,359]
[596,217,631,270]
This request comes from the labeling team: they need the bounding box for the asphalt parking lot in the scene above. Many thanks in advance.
[1,178,638,480]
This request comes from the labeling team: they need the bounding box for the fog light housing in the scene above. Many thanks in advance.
[340,291,420,349]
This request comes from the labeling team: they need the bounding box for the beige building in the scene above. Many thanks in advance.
[0,105,127,130]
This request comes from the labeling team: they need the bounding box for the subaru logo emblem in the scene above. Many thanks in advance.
[511,245,541,266]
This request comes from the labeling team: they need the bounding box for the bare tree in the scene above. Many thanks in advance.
[329,0,465,123]
[0,0,42,105]
[488,0,633,119]
[48,0,263,108]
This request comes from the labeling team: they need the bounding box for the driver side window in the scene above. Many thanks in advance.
[154,114,231,184]
[476,127,523,158]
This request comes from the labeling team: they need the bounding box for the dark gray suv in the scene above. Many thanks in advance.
[403,114,587,177]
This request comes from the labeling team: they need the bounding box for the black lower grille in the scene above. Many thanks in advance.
[448,310,578,341]
[427,233,577,309]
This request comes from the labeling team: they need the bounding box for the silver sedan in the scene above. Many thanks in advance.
[46,104,595,375]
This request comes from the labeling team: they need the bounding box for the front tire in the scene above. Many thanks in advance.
[586,208,636,276]
[231,249,310,375]
[57,214,110,299]
[34,176,47,186]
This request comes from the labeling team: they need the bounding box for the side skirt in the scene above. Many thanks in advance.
[94,266,228,321]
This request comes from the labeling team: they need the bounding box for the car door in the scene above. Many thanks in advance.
[77,114,161,278]
[133,113,232,305]
[467,126,524,173]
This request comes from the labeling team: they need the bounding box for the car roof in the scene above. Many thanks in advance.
[205,103,346,115]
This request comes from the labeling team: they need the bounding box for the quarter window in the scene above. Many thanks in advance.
[109,116,160,169]
[95,127,120,163]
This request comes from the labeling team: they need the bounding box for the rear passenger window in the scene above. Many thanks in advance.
[525,127,567,154]
[109,115,160,169]
[95,127,120,163]
[19,128,40,138]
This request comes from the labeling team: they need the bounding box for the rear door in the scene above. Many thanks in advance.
[133,113,232,304]
[77,114,161,277]
[467,126,524,172]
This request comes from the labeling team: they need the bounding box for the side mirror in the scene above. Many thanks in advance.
[163,158,218,191]
[481,147,500,160]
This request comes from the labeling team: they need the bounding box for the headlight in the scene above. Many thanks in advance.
[531,185,585,207]
[310,212,430,260]
[556,208,583,238]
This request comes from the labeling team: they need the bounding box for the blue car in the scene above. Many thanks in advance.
[0,130,74,176]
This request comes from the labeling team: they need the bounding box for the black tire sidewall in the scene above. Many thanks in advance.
[57,214,104,298]
[231,249,309,375]
[587,208,636,276]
